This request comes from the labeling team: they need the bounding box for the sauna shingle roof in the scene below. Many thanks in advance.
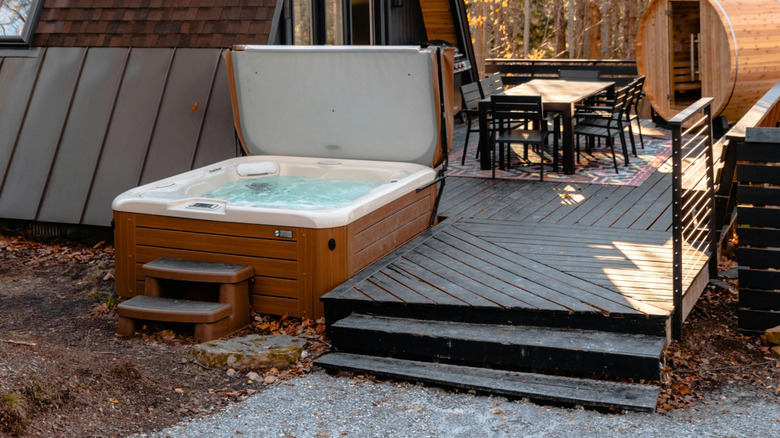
[33,0,275,47]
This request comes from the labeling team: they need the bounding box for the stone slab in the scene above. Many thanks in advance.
[189,334,305,371]
[763,325,780,345]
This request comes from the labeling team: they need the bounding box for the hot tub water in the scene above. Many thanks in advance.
[202,176,383,210]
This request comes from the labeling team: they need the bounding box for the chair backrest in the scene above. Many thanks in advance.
[623,76,645,116]
[610,86,631,122]
[490,94,544,129]
[480,72,505,97]
[559,69,600,81]
[460,81,483,112]
[629,75,645,110]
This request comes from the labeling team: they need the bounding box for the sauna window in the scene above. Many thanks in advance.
[0,0,42,45]
[669,1,701,107]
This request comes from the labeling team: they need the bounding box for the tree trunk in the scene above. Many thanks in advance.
[523,0,531,57]
[554,0,566,58]
[587,0,601,59]
[567,0,575,58]
[600,0,609,57]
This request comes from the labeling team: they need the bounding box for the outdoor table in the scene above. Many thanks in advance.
[477,79,616,175]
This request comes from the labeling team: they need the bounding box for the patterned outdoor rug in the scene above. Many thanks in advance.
[447,126,672,187]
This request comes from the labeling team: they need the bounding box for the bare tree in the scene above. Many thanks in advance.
[553,0,566,58]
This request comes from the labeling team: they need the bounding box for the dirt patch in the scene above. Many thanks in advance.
[657,256,780,410]
[0,232,778,436]
[0,234,329,437]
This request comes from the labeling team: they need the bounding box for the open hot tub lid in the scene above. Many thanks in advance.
[225,45,453,168]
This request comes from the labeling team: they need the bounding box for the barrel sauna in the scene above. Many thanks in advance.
[637,0,780,122]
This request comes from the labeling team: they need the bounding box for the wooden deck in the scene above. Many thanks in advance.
[317,122,715,409]
[323,125,709,340]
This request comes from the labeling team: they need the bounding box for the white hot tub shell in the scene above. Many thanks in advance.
[113,46,454,318]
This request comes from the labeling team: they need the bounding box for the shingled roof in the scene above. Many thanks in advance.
[33,0,277,48]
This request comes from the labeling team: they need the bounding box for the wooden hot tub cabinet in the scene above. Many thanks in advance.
[114,185,436,320]
[637,0,780,123]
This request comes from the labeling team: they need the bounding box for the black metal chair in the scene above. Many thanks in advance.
[574,86,631,173]
[490,95,559,181]
[625,76,646,151]
[480,72,505,98]
[459,81,485,165]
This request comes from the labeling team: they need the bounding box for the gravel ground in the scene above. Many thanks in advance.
[141,370,780,438]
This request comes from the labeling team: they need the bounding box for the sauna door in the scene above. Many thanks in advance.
[669,0,701,107]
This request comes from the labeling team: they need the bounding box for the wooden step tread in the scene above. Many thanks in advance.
[143,258,254,283]
[330,314,665,380]
[315,353,660,412]
[117,295,232,323]
[335,314,666,357]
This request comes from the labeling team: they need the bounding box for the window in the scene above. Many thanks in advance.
[292,0,344,45]
[0,0,43,45]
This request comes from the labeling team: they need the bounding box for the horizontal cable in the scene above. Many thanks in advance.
[680,115,708,137]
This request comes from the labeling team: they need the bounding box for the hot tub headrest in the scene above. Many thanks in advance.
[236,161,278,176]
[225,46,453,168]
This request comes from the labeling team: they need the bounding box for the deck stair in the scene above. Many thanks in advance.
[316,312,664,412]
[316,353,661,412]
[328,314,665,381]
[315,219,672,412]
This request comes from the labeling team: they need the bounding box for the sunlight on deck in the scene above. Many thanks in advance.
[599,237,675,310]
[555,184,586,205]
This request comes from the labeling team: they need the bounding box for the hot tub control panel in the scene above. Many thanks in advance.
[274,229,293,239]
[187,202,220,210]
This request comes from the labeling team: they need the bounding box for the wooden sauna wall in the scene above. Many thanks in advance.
[419,0,457,44]
[698,0,730,117]
[113,185,437,319]
[720,1,780,123]
[637,0,674,120]
[638,0,780,123]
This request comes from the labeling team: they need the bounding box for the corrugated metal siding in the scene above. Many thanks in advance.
[37,49,129,224]
[138,49,223,185]
[0,56,40,183]
[0,47,86,221]
[0,47,238,227]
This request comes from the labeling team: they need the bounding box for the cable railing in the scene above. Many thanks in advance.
[668,98,718,339]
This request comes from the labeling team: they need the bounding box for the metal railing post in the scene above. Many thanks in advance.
[667,97,715,340]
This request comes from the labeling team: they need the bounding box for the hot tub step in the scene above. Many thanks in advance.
[142,258,254,284]
[117,295,233,324]
[117,258,254,342]
[117,296,239,342]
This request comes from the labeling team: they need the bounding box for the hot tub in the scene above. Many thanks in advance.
[113,46,454,319]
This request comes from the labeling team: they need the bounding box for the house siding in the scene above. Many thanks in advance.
[0,0,274,227]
